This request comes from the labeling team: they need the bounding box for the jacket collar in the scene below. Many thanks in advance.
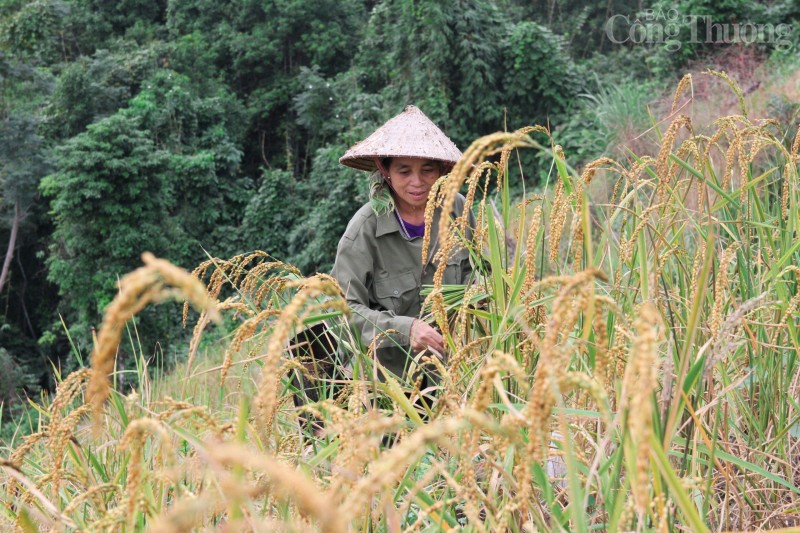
[375,207,444,269]
[375,209,401,237]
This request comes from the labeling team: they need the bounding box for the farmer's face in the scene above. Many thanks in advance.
[387,157,441,212]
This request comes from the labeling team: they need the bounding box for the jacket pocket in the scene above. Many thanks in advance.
[374,270,418,314]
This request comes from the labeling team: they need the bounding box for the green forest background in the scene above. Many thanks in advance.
[0,0,798,414]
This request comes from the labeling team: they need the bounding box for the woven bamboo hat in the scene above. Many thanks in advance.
[340,105,462,172]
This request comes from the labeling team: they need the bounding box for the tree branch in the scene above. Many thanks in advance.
[0,201,20,294]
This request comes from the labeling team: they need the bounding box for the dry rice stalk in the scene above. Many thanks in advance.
[593,303,610,387]
[705,69,747,116]
[207,442,344,533]
[710,243,740,338]
[120,418,172,524]
[48,404,90,498]
[254,275,346,435]
[1,460,77,529]
[89,253,220,427]
[619,203,665,264]
[792,126,800,162]
[670,74,693,114]
[524,269,604,463]
[520,205,543,312]
[421,173,449,271]
[62,483,120,516]
[782,163,792,221]
[43,368,91,496]
[558,372,611,422]
[655,115,692,201]
[427,128,543,276]
[222,307,281,383]
[330,412,404,494]
[548,181,568,264]
[624,302,662,515]
[340,417,468,519]
[454,161,494,238]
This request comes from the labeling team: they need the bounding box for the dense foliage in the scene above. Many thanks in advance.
[0,0,798,407]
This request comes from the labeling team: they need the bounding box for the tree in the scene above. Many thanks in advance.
[42,112,175,346]
[0,112,49,294]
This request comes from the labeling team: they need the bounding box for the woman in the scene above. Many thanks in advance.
[332,105,474,379]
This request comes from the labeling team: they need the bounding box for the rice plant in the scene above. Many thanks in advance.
[2,71,800,532]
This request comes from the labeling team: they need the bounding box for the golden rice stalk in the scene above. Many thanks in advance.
[548,181,568,264]
[792,127,800,161]
[655,115,691,201]
[670,73,693,114]
[454,161,494,238]
[710,243,740,338]
[624,302,662,515]
[48,404,90,498]
[62,483,120,516]
[210,442,344,533]
[427,128,544,275]
[88,253,220,427]
[558,371,611,422]
[221,307,281,384]
[524,269,604,462]
[421,173,448,270]
[41,368,91,496]
[592,304,610,388]
[120,418,172,524]
[579,157,625,186]
[6,432,48,503]
[705,69,747,116]
[2,460,78,530]
[330,413,404,494]
[521,205,542,305]
[619,203,665,264]
[671,138,701,183]
[339,418,467,519]
[254,275,346,435]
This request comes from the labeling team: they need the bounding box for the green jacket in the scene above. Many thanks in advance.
[331,194,474,378]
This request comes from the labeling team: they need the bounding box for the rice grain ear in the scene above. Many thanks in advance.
[254,275,347,436]
[670,73,693,115]
[709,243,740,339]
[704,69,747,116]
[206,442,346,533]
[120,418,172,525]
[88,253,220,428]
[625,302,662,515]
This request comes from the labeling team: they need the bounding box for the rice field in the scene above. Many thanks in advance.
[3,72,800,532]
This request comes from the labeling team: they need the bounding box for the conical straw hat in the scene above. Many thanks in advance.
[340,105,462,171]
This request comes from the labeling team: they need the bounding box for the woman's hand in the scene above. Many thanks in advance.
[410,319,444,355]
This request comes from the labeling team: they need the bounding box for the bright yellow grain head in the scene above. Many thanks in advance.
[625,302,662,514]
[521,205,543,308]
[782,165,791,221]
[255,275,346,435]
[705,69,747,116]
[89,254,220,427]
[548,182,567,264]
[655,115,691,201]
[120,418,171,524]
[670,73,693,114]
[710,243,740,338]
